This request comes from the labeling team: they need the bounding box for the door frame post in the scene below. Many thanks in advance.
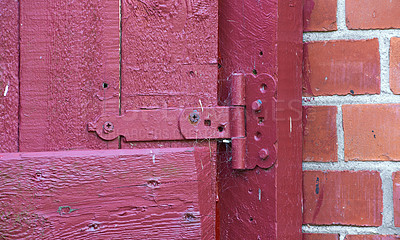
[217,0,303,238]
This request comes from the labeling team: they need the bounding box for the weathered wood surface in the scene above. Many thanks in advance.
[218,0,303,239]
[120,0,218,111]
[0,0,19,152]
[119,2,218,237]
[218,0,278,238]
[276,0,303,238]
[0,147,215,239]
[19,0,120,152]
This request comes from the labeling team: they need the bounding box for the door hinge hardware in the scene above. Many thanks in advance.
[228,72,277,170]
[103,121,114,134]
[189,110,200,124]
[251,99,263,111]
[259,148,269,160]
[88,106,243,142]
[88,73,277,170]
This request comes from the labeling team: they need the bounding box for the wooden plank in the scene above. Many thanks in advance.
[0,0,19,152]
[218,0,303,238]
[120,2,218,237]
[276,0,303,238]
[218,0,278,238]
[19,0,120,152]
[0,147,214,239]
[120,0,218,111]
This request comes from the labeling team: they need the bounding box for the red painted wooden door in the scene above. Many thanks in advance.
[0,0,302,239]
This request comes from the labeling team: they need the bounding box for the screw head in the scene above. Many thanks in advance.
[252,99,262,111]
[258,148,269,159]
[103,121,114,134]
[189,111,200,123]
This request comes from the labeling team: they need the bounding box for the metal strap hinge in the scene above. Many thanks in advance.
[88,73,277,170]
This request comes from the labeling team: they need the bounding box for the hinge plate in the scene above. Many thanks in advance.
[88,73,277,170]
[242,73,277,170]
[88,107,244,142]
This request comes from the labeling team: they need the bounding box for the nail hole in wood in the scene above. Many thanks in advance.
[254,132,262,141]
[147,180,160,188]
[184,213,196,222]
[258,117,264,125]
[88,223,100,230]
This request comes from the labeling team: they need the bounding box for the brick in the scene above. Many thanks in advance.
[346,0,400,29]
[303,39,380,96]
[303,106,337,162]
[303,171,382,226]
[343,104,400,161]
[393,172,400,227]
[304,0,337,32]
[390,38,400,94]
[303,233,339,240]
[345,235,400,240]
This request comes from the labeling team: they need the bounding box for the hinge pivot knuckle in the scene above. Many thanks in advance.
[231,73,245,106]
[231,138,246,169]
[230,106,245,138]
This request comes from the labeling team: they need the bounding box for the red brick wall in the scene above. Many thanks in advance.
[303,0,400,238]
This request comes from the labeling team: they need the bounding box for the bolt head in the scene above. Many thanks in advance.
[189,111,200,123]
[103,121,114,134]
[252,100,262,111]
[258,148,269,159]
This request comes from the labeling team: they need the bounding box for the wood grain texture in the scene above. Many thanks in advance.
[218,0,303,238]
[218,0,279,236]
[276,0,303,238]
[119,3,218,237]
[217,147,277,239]
[0,0,19,153]
[0,147,214,239]
[121,0,218,111]
[19,0,120,152]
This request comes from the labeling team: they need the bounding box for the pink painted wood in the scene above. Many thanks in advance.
[2,0,303,238]
[218,0,303,238]
[19,0,120,152]
[276,1,303,238]
[120,0,218,112]
[119,2,219,237]
[0,0,19,152]
[0,147,215,239]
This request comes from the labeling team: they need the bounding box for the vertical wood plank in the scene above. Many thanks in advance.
[276,0,303,238]
[0,0,19,152]
[218,0,279,238]
[120,1,218,238]
[120,0,218,111]
[19,0,120,152]
[218,0,303,238]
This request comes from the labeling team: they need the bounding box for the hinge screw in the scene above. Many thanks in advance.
[252,99,263,111]
[103,121,114,134]
[259,148,269,159]
[189,111,200,124]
